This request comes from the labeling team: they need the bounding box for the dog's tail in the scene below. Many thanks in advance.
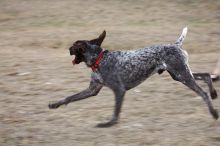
[175,27,188,46]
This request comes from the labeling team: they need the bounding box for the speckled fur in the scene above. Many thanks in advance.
[95,44,186,89]
[49,28,218,128]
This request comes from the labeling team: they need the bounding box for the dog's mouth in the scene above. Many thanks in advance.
[69,46,85,65]
[72,56,80,65]
[71,54,84,65]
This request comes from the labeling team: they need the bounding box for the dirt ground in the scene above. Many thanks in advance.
[0,0,220,146]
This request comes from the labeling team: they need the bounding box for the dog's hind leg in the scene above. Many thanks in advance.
[193,72,217,99]
[167,67,219,120]
[48,80,102,109]
[183,79,218,119]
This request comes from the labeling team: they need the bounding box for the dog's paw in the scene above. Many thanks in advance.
[211,89,218,100]
[96,120,118,128]
[211,109,219,120]
[211,74,219,82]
[48,102,60,109]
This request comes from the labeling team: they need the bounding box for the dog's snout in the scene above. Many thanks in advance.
[70,51,74,55]
[69,47,75,55]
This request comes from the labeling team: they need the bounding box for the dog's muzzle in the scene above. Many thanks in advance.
[69,48,77,64]
[72,56,82,65]
[69,47,84,65]
[70,50,74,56]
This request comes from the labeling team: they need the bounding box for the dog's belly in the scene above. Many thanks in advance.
[119,64,158,90]
[123,72,156,90]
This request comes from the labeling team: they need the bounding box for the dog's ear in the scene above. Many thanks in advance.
[90,30,106,46]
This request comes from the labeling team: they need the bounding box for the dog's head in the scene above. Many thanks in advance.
[69,31,106,66]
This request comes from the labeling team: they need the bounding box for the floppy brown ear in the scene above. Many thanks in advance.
[90,30,106,46]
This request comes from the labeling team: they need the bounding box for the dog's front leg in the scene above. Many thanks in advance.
[48,81,102,109]
[96,86,126,128]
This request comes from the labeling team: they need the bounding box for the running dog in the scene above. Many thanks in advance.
[49,27,218,127]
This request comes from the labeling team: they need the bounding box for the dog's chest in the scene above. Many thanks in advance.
[91,72,104,84]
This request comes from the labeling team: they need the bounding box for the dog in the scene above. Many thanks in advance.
[49,27,218,128]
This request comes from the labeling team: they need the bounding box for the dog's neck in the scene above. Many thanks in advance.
[90,50,108,71]
[84,48,103,67]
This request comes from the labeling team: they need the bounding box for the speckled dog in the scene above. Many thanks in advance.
[49,27,218,127]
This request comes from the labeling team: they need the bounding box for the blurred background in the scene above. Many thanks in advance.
[0,0,220,146]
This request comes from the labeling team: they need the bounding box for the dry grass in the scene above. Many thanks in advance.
[0,0,220,146]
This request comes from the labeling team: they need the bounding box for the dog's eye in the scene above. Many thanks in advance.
[78,48,85,52]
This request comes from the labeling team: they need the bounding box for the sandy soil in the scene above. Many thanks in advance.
[0,0,220,146]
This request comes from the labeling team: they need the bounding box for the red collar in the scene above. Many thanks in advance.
[91,50,108,72]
